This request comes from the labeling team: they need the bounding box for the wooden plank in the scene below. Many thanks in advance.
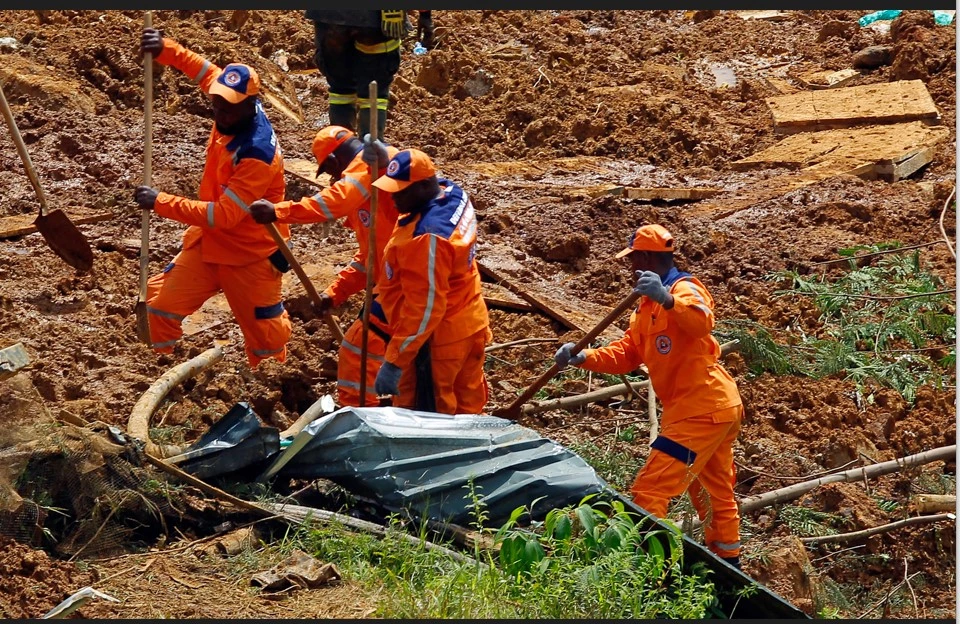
[481,282,535,312]
[0,211,113,240]
[620,187,723,201]
[733,121,949,171]
[477,259,620,343]
[797,68,861,90]
[763,76,801,95]
[734,10,790,21]
[766,80,940,133]
[450,156,616,178]
[483,297,535,312]
[284,158,332,189]
[874,146,935,182]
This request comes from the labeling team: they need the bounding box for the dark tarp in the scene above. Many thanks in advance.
[256,406,807,618]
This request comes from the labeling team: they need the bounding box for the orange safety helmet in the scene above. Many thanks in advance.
[311,125,355,164]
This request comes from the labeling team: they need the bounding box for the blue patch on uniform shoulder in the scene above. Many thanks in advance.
[413,179,466,239]
[227,107,278,166]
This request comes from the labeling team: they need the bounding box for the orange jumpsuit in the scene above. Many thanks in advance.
[579,267,743,559]
[377,179,491,415]
[145,38,292,368]
[273,148,399,407]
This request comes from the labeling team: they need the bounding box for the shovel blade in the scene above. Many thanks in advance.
[134,300,151,344]
[34,209,93,272]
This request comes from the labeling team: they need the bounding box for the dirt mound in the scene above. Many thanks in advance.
[0,537,94,618]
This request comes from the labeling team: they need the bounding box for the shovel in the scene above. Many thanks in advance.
[0,84,93,272]
[492,289,643,420]
[134,10,153,344]
[263,222,345,343]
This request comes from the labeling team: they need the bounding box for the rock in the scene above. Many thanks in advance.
[891,40,931,81]
[463,69,494,97]
[852,45,893,69]
[0,36,18,51]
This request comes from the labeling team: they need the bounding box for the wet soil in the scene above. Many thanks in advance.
[0,9,955,619]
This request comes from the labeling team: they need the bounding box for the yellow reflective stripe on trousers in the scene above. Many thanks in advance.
[354,39,400,54]
[329,92,358,105]
[358,98,390,111]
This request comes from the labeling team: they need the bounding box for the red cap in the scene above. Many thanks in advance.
[615,224,675,258]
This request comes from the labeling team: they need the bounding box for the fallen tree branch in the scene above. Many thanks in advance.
[810,240,945,266]
[735,458,860,483]
[938,185,956,260]
[913,493,955,513]
[127,346,224,459]
[856,571,923,619]
[786,288,955,301]
[521,340,738,416]
[800,513,955,545]
[739,445,956,516]
[485,337,556,353]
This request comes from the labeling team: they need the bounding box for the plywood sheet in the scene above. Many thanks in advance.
[733,121,949,171]
[766,80,940,132]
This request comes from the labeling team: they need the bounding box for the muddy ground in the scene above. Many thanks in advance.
[0,9,955,619]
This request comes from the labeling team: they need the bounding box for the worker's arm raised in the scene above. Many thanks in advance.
[667,279,715,339]
[142,28,221,94]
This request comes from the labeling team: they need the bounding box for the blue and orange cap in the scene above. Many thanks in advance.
[372,149,437,193]
[615,224,675,258]
[209,63,260,104]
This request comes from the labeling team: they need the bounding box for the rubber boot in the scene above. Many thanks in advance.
[721,556,742,571]
[328,103,357,132]
[357,106,388,140]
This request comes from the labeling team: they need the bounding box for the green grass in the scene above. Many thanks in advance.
[278,494,719,619]
[716,244,956,404]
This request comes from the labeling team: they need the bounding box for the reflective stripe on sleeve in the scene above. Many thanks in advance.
[343,175,370,200]
[399,235,436,354]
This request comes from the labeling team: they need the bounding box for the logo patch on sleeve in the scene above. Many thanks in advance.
[656,335,672,354]
[358,209,371,228]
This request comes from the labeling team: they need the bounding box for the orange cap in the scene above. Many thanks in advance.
[311,125,355,163]
[372,149,437,192]
[615,224,675,258]
[209,64,260,104]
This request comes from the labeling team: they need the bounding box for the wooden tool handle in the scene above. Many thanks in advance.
[139,10,154,302]
[359,80,379,406]
[501,289,643,417]
[264,222,345,343]
[0,83,49,215]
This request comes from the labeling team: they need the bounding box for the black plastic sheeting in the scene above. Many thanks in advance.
[189,405,808,619]
[268,406,607,526]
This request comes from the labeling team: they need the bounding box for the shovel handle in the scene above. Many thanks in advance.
[359,80,379,406]
[139,10,153,302]
[0,83,50,216]
[263,222,345,343]
[500,289,643,418]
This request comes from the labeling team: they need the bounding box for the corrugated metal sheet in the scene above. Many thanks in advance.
[272,406,607,527]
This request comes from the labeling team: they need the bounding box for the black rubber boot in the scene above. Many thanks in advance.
[721,556,742,570]
[328,103,356,132]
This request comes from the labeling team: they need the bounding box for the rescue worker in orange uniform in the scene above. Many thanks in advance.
[554,224,744,570]
[249,126,399,407]
[371,149,492,414]
[134,28,292,368]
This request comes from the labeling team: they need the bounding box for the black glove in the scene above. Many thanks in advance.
[249,199,278,224]
[141,27,163,58]
[380,10,407,40]
[134,185,159,210]
[362,133,390,167]
[417,11,435,49]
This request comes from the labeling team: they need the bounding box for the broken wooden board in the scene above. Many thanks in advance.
[766,80,940,134]
[284,158,334,190]
[614,187,724,202]
[0,210,113,240]
[259,86,304,125]
[0,343,30,381]
[872,146,936,182]
[763,76,801,95]
[797,68,861,90]
[732,121,949,175]
[449,156,616,179]
[477,258,621,343]
[481,282,535,312]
